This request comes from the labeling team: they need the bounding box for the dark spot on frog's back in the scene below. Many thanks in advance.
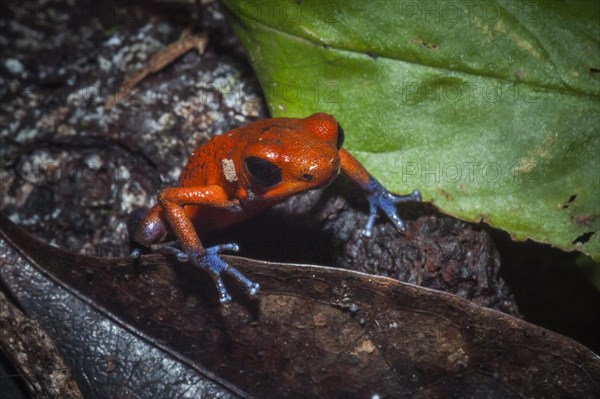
[260,124,292,135]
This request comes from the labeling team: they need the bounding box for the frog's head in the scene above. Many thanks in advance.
[240,113,345,201]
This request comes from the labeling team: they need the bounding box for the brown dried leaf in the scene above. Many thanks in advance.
[1,213,598,398]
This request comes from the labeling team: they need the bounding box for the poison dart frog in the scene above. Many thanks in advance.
[128,113,421,303]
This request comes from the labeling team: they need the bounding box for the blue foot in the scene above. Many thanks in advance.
[190,244,260,304]
[362,178,421,238]
[131,241,190,261]
[151,241,189,262]
[130,248,142,258]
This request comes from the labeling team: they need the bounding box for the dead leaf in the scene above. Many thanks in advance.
[1,213,598,397]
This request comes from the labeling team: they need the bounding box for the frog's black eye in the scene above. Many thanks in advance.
[336,123,345,150]
[244,156,282,188]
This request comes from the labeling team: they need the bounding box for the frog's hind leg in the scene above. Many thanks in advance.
[132,240,190,262]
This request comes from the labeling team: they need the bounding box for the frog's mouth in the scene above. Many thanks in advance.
[251,181,322,202]
[308,168,339,191]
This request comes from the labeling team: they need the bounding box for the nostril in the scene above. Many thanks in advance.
[303,173,313,181]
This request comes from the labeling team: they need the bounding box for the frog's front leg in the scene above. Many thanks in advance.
[134,185,260,304]
[339,149,421,237]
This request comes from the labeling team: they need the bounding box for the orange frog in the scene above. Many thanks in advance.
[128,113,421,303]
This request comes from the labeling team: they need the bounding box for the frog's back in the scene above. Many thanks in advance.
[178,132,238,188]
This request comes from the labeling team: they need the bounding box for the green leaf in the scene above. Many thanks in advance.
[221,0,600,259]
